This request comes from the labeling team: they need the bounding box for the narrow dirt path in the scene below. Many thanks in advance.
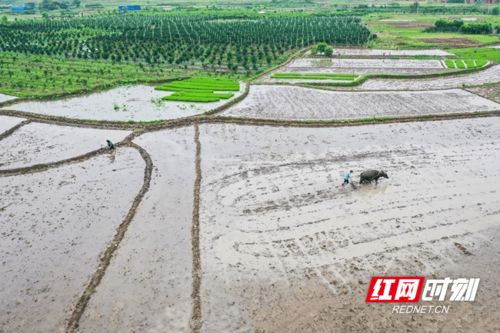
[64,142,153,333]
[0,119,31,141]
[190,123,203,333]
[0,147,108,177]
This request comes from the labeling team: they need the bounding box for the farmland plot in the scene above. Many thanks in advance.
[358,64,500,90]
[0,148,144,333]
[198,119,500,332]
[0,123,130,170]
[3,84,246,122]
[0,93,16,104]
[0,115,25,133]
[259,73,359,85]
[223,85,500,120]
[330,48,452,57]
[283,58,448,75]
[78,127,196,333]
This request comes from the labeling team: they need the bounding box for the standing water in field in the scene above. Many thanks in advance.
[2,84,246,122]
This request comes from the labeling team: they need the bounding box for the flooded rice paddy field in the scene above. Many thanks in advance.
[0,64,497,123]
[0,115,25,133]
[283,58,450,75]
[2,84,246,122]
[0,93,17,104]
[357,64,500,90]
[1,115,500,332]
[329,48,453,57]
[78,127,196,333]
[223,86,500,120]
[0,148,144,333]
[0,123,130,170]
[198,120,500,332]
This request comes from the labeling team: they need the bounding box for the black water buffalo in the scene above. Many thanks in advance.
[359,170,389,184]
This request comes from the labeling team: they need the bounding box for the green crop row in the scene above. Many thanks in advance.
[157,76,239,103]
[444,58,487,70]
[271,73,358,81]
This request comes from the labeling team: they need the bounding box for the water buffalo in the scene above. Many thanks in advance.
[359,170,389,184]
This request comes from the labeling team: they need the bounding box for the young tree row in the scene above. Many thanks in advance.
[0,14,374,72]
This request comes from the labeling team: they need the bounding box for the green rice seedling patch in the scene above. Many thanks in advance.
[444,59,456,69]
[443,58,487,69]
[157,77,239,103]
[456,60,466,69]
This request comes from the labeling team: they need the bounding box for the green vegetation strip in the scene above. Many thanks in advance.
[449,47,500,64]
[443,58,487,69]
[156,77,240,103]
[0,52,193,98]
[271,73,358,81]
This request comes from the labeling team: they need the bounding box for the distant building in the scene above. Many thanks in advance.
[464,0,498,3]
[118,5,141,12]
[11,3,35,13]
[428,0,497,3]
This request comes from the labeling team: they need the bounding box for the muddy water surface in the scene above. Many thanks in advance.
[0,115,25,133]
[198,119,500,332]
[3,84,246,121]
[358,64,500,90]
[78,127,196,333]
[0,148,144,333]
[224,86,500,120]
[0,123,130,170]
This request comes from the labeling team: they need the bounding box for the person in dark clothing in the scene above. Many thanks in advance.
[106,139,115,150]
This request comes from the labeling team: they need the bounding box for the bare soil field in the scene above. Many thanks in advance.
[0,123,130,170]
[384,21,433,28]
[330,48,452,57]
[358,64,500,90]
[77,127,196,333]
[0,115,25,133]
[419,38,482,47]
[0,148,144,333]
[223,85,500,120]
[198,119,500,332]
[282,58,448,75]
[2,84,246,122]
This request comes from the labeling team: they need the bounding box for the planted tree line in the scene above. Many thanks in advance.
[0,14,373,72]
